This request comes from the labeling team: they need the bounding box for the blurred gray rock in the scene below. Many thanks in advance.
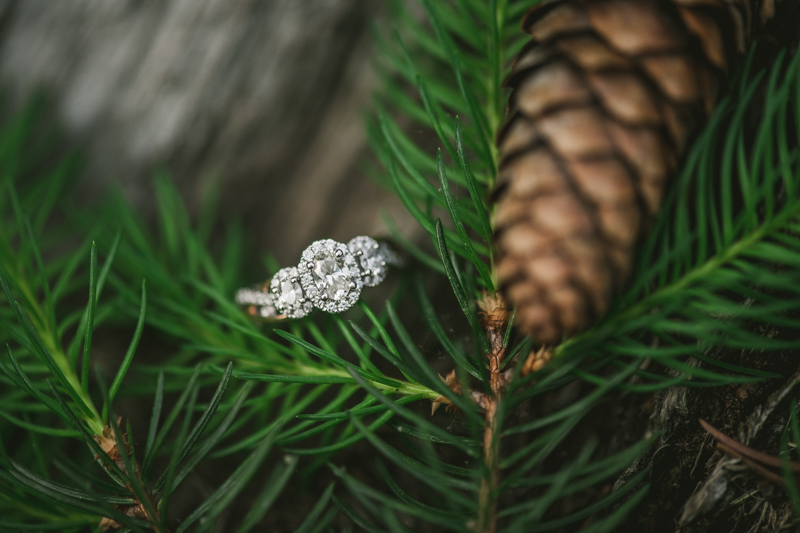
[0,0,412,264]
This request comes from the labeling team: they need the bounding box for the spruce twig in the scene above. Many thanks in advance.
[476,292,511,533]
[94,420,167,532]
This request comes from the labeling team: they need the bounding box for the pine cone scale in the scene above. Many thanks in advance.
[641,55,703,103]
[555,35,633,71]
[586,2,687,54]
[587,72,663,125]
[524,3,592,38]
[678,7,727,69]
[606,122,675,185]
[516,63,593,118]
[538,107,615,157]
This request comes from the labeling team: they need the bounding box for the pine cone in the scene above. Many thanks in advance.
[493,0,760,343]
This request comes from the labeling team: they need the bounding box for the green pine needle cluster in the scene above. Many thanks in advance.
[1,0,800,531]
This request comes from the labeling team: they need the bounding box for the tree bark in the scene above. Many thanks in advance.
[0,0,411,264]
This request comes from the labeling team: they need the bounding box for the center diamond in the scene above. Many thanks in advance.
[312,252,353,300]
[299,239,363,313]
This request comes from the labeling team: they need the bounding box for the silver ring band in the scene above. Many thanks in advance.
[236,236,401,320]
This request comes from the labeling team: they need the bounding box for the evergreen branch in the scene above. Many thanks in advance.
[174,421,284,533]
[107,279,146,414]
[79,243,97,394]
[455,118,493,243]
[1,272,103,432]
[437,149,495,290]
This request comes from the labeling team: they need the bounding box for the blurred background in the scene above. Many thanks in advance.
[0,0,414,266]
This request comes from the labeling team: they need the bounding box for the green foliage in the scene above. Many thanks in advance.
[2,0,800,531]
[358,0,800,530]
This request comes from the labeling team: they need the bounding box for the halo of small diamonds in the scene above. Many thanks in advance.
[347,236,390,287]
[298,239,363,313]
[269,267,312,318]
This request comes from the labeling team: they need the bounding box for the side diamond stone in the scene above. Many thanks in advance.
[258,301,278,319]
[270,267,312,318]
[347,236,390,287]
[299,239,362,313]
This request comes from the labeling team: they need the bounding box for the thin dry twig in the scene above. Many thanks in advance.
[715,443,787,486]
[699,418,800,473]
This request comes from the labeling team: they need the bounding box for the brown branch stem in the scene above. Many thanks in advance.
[95,424,169,533]
[476,292,510,533]
[478,397,500,533]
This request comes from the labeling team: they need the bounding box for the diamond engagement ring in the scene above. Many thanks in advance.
[235,236,401,320]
